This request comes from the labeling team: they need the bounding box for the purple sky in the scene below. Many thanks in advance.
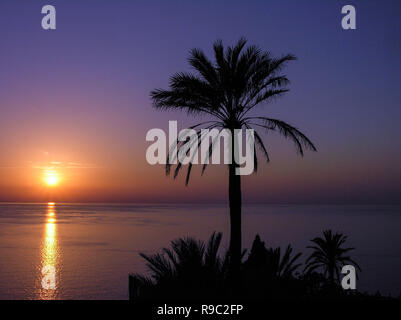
[0,0,400,204]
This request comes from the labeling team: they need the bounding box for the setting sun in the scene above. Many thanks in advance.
[44,171,60,187]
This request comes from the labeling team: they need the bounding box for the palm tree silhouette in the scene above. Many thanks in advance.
[150,38,316,275]
[130,232,227,299]
[142,231,226,279]
[305,230,361,284]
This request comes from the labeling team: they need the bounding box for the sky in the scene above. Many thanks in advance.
[0,0,400,204]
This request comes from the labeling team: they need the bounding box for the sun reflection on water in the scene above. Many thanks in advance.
[38,202,60,299]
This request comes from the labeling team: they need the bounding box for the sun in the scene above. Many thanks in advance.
[44,171,59,187]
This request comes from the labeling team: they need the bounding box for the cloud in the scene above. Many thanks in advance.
[30,161,101,170]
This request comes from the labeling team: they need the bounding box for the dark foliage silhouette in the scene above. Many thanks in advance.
[305,229,361,284]
[130,232,228,300]
[242,235,303,298]
[150,38,316,275]
[130,232,395,301]
[244,235,302,279]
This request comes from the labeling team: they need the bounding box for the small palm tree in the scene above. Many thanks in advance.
[305,230,361,284]
[130,232,227,299]
[150,38,316,275]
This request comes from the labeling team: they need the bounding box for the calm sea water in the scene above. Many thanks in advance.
[0,203,400,299]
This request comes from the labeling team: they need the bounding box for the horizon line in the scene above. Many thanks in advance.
[0,201,399,206]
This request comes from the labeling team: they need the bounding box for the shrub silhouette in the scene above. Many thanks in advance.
[130,232,391,301]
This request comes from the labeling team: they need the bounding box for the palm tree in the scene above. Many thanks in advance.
[147,231,226,279]
[150,38,316,275]
[305,230,361,284]
[130,232,227,299]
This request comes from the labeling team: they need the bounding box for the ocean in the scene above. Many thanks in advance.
[0,203,400,299]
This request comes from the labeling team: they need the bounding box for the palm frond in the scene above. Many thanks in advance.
[247,117,317,155]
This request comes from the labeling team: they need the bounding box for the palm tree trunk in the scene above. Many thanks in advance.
[228,129,242,279]
[329,267,335,285]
